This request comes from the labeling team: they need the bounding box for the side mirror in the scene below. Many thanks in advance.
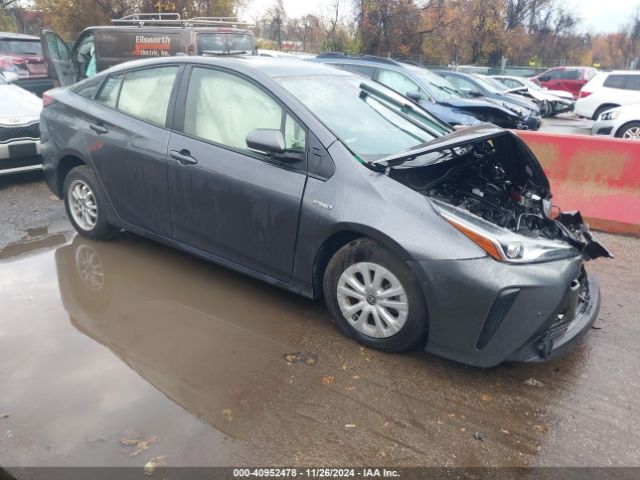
[246,129,285,155]
[469,88,483,97]
[1,71,19,83]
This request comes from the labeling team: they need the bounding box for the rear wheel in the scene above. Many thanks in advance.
[323,238,428,352]
[539,100,552,117]
[616,122,640,140]
[63,165,119,240]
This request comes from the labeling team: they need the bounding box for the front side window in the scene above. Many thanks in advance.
[625,75,640,91]
[117,66,179,125]
[561,69,580,80]
[184,67,305,152]
[276,74,443,160]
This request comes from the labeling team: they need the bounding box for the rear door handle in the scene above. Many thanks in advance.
[170,149,198,166]
[89,123,108,135]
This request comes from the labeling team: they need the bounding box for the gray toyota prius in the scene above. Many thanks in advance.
[40,57,611,367]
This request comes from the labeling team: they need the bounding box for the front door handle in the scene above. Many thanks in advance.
[89,123,108,135]
[170,149,198,166]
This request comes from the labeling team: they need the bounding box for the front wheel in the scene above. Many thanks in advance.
[540,100,552,117]
[63,165,119,240]
[616,122,640,140]
[323,238,428,352]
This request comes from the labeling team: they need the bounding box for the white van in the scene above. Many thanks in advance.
[575,71,640,119]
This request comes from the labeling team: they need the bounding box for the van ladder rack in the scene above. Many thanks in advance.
[111,13,254,28]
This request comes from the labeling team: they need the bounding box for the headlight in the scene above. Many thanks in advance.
[437,207,578,264]
[600,111,619,121]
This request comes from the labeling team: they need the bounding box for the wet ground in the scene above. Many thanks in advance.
[1,173,639,468]
[540,114,593,136]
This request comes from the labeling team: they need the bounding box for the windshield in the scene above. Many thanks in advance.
[196,33,254,55]
[0,40,42,56]
[406,65,462,101]
[276,74,445,160]
[480,75,511,92]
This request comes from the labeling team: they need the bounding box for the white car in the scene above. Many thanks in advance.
[575,71,640,120]
[491,75,574,117]
[591,104,640,139]
[0,71,42,175]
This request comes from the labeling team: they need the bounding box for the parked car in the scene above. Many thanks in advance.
[311,54,529,129]
[0,71,42,175]
[0,31,53,96]
[41,13,256,87]
[530,66,597,100]
[591,105,640,139]
[491,75,574,117]
[40,57,610,367]
[435,70,541,130]
[575,71,640,120]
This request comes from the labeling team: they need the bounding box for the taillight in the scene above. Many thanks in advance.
[579,90,592,99]
[42,92,55,107]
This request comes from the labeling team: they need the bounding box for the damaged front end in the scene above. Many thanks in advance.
[375,124,612,263]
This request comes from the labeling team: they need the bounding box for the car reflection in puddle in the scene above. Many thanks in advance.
[56,233,328,441]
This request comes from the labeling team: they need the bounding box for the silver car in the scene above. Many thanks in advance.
[0,71,42,175]
[591,104,640,139]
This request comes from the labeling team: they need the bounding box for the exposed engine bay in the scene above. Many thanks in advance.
[386,130,612,260]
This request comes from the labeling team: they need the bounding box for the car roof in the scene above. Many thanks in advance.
[607,70,640,75]
[0,31,39,41]
[100,55,352,78]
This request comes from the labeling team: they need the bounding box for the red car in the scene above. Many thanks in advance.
[530,66,598,100]
[0,31,52,96]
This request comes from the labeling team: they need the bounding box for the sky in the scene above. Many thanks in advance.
[238,0,640,34]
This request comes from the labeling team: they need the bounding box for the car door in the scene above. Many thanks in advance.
[85,65,181,237]
[41,30,78,87]
[167,66,307,281]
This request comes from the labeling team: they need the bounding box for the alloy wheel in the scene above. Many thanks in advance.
[623,127,640,140]
[69,179,98,231]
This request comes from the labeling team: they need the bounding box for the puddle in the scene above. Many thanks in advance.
[1,233,639,467]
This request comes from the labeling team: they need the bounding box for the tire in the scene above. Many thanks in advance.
[540,100,552,117]
[592,104,618,121]
[615,121,640,140]
[63,165,119,240]
[323,238,428,352]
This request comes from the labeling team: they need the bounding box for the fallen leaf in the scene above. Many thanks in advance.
[284,352,318,366]
[345,424,356,428]
[480,394,492,402]
[144,455,167,476]
[500,428,510,434]
[533,424,549,433]
[120,433,158,457]
[524,378,544,387]
[322,375,336,385]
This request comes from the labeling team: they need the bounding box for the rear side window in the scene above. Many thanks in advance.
[604,74,627,89]
[96,73,123,108]
[117,67,179,125]
[183,67,305,152]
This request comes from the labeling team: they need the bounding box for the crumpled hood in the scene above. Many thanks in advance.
[0,84,42,125]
